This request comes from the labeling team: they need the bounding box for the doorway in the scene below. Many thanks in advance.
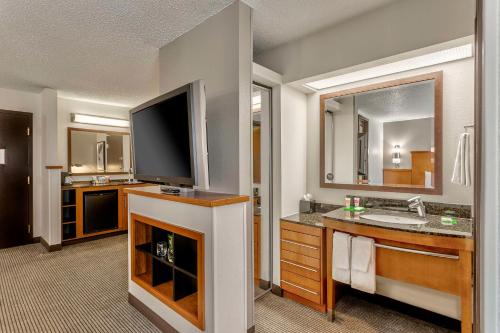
[0,110,33,249]
[252,83,273,299]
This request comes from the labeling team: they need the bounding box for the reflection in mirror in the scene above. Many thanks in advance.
[69,128,131,174]
[321,73,441,193]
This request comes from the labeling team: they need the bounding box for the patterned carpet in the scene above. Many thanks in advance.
[255,293,453,333]
[0,235,452,333]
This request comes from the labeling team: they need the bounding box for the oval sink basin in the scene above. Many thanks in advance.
[361,214,428,225]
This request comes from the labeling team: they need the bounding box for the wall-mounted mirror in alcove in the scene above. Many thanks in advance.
[320,72,443,195]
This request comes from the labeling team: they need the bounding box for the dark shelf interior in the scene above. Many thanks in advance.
[134,223,199,308]
[63,223,76,240]
[62,189,76,206]
[62,206,76,223]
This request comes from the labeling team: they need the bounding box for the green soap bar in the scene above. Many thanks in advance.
[441,216,457,225]
[343,206,366,212]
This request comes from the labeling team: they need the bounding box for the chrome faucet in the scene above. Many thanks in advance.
[408,196,426,218]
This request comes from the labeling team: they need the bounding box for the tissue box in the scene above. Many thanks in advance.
[300,199,315,214]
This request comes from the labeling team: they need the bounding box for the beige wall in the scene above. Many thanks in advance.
[255,0,475,83]
[306,57,475,205]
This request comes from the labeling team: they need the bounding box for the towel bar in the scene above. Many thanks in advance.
[375,243,459,260]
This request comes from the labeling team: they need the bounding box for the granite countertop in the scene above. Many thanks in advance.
[323,208,473,239]
[62,180,145,189]
[282,208,473,238]
[281,212,325,228]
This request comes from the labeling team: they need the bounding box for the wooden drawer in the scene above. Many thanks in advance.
[281,239,320,258]
[281,221,323,236]
[281,259,320,281]
[282,270,320,293]
[281,229,321,247]
[281,280,321,304]
[282,249,320,269]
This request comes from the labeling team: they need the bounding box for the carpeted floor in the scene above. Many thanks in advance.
[0,235,452,333]
[254,293,453,333]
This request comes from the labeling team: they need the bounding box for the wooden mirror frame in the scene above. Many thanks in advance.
[319,71,443,195]
[68,127,131,175]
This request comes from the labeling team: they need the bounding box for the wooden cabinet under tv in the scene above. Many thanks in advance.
[61,182,150,243]
[131,213,205,330]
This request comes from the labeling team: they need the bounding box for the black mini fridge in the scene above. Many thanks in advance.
[83,190,119,234]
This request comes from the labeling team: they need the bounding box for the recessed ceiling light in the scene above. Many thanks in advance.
[304,44,473,91]
[71,113,129,128]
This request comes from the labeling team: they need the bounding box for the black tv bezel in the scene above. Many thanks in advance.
[129,83,196,187]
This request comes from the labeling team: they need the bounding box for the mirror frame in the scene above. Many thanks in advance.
[319,71,443,195]
[67,127,131,175]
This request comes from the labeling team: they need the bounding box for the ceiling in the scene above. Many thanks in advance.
[0,0,233,106]
[0,0,398,106]
[248,0,399,54]
[353,80,435,123]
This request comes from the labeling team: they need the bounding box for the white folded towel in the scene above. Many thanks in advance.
[332,232,352,284]
[451,133,471,187]
[351,236,376,294]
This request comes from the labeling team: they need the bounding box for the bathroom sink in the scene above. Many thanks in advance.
[361,214,428,225]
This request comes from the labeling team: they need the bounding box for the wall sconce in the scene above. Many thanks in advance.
[392,145,401,168]
[71,113,129,128]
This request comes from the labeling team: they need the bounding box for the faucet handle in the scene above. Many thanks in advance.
[407,196,422,203]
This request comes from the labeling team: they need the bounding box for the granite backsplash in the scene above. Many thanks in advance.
[312,196,471,218]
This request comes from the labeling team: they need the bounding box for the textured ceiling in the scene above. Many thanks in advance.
[248,0,399,54]
[352,80,435,123]
[0,0,398,106]
[0,0,233,106]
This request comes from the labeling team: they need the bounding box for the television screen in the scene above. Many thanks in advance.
[131,90,194,185]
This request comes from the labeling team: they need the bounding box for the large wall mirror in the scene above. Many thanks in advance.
[68,128,131,175]
[320,72,442,194]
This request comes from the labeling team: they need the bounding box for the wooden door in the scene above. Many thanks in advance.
[0,110,33,249]
[411,151,434,186]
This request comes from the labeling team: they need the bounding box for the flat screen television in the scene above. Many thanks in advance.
[130,80,209,190]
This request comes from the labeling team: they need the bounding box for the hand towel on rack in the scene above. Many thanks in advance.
[451,133,471,187]
[351,236,376,294]
[332,232,352,284]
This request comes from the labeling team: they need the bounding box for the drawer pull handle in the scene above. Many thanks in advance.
[281,260,318,272]
[281,280,318,295]
[282,239,319,250]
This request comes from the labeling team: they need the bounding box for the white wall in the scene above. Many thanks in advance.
[57,97,130,177]
[281,86,308,217]
[306,57,475,205]
[255,0,475,83]
[332,96,355,183]
[382,118,434,169]
[158,1,252,195]
[0,88,42,238]
[367,117,383,184]
[158,1,253,328]
[482,0,499,331]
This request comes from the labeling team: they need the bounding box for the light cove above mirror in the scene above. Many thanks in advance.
[68,128,131,175]
[320,71,443,194]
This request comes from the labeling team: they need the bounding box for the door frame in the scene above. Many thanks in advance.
[252,82,274,299]
[0,109,34,243]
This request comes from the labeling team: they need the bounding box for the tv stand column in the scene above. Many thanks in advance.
[124,186,249,333]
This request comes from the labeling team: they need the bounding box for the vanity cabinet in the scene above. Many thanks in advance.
[280,220,326,312]
[323,217,473,333]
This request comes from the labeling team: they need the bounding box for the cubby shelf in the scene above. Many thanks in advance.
[135,243,198,280]
[61,189,77,241]
[131,214,205,330]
